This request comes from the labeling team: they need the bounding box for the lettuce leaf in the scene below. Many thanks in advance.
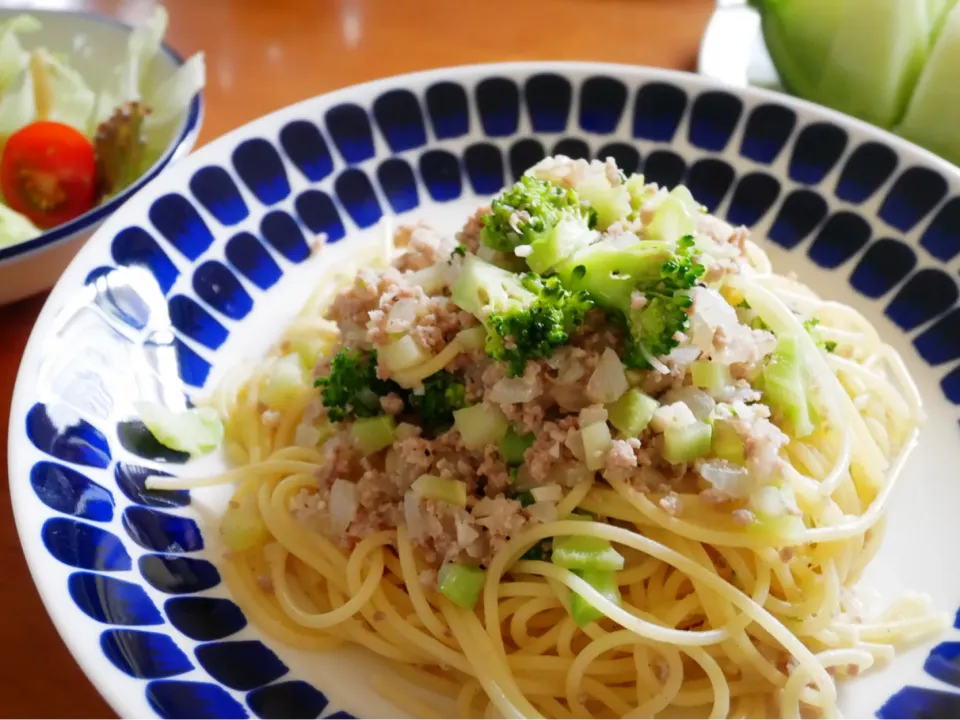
[0,201,40,248]
[91,7,205,194]
[0,14,39,93]
[30,48,96,132]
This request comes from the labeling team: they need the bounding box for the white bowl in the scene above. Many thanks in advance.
[0,8,203,306]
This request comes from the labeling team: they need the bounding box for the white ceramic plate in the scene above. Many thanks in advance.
[8,62,960,719]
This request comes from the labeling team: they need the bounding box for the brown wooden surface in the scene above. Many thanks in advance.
[0,0,714,716]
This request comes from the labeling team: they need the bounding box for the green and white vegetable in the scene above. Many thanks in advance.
[134,401,223,457]
[438,562,486,609]
[751,0,960,165]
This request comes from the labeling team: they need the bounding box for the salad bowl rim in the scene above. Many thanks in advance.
[0,7,204,266]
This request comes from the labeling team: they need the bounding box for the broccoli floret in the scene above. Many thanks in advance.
[94,101,151,200]
[803,318,837,353]
[409,371,467,432]
[452,254,594,375]
[482,176,597,273]
[557,235,704,369]
[315,349,401,422]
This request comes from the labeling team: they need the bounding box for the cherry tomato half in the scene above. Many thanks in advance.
[0,121,97,230]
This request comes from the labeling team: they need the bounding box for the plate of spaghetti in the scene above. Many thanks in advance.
[9,63,960,720]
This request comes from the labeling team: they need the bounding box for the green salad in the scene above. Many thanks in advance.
[0,8,204,248]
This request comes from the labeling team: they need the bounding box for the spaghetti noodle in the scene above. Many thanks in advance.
[149,155,945,719]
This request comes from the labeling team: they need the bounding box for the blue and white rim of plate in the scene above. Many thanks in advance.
[8,61,960,719]
[0,9,204,265]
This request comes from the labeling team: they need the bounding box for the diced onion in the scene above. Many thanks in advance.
[329,479,359,534]
[662,386,715,422]
[586,348,629,404]
[564,430,586,461]
[750,485,794,518]
[665,346,702,367]
[697,460,753,499]
[650,401,698,432]
[456,326,486,351]
[453,403,509,450]
[382,335,431,372]
[556,464,596,487]
[387,298,419,331]
[526,501,558,523]
[455,513,479,547]
[531,485,563,503]
[403,491,424,539]
[490,375,541,404]
[294,424,323,448]
[579,405,609,427]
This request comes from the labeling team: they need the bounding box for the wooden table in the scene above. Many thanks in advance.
[0,0,713,715]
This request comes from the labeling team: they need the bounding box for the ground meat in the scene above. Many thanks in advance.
[290,487,326,528]
[605,439,639,474]
[639,367,686,397]
[477,444,511,496]
[543,346,605,412]
[715,402,789,480]
[366,285,430,347]
[472,495,529,559]
[327,267,404,347]
[524,417,581,484]
[343,500,403,547]
[404,493,528,568]
[380,393,405,415]
[483,361,552,434]
[659,491,683,516]
[395,434,436,485]
[700,488,733,505]
[456,206,489,253]
[412,296,466,353]
[315,432,362,486]
[394,226,456,272]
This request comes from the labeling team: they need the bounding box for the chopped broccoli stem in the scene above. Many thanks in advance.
[552,536,625,571]
[438,562,486,609]
[451,254,594,375]
[453,403,509,450]
[351,415,396,454]
[498,427,536,464]
[763,335,816,438]
[607,388,659,437]
[712,420,746,465]
[663,421,713,464]
[411,474,467,507]
[569,569,622,627]
[691,361,733,393]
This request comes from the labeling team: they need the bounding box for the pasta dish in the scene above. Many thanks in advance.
[147,155,944,719]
